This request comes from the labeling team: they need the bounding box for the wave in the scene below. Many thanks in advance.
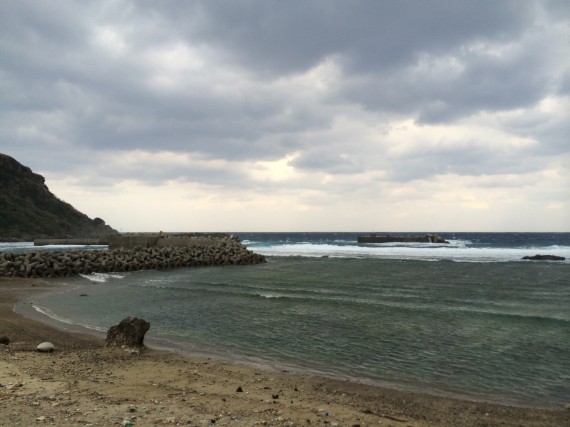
[79,272,126,282]
[0,242,106,253]
[460,309,570,325]
[255,292,288,299]
[249,242,570,262]
[133,280,570,325]
[0,242,34,252]
[137,278,360,302]
[31,304,107,332]
[136,280,330,302]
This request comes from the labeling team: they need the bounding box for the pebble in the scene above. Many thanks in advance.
[36,342,55,353]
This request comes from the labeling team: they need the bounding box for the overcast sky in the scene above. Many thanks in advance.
[1,1,569,232]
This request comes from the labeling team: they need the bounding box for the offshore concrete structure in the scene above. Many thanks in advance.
[357,233,449,244]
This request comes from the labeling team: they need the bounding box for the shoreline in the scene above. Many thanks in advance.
[20,297,562,412]
[14,279,555,411]
[1,277,568,426]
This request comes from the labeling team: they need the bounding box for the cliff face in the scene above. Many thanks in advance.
[0,153,118,241]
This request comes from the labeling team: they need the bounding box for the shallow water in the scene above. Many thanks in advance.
[30,254,570,408]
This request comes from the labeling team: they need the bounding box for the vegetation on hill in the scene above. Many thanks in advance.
[0,153,118,241]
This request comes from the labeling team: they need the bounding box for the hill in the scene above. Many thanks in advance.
[0,153,118,241]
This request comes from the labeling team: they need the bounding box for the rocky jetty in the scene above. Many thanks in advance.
[357,233,449,244]
[0,236,265,278]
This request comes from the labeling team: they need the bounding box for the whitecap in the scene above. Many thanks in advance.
[253,242,570,263]
[79,272,126,283]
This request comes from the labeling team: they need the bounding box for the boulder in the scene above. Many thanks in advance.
[37,342,55,352]
[522,254,565,261]
[0,335,9,345]
[105,316,150,351]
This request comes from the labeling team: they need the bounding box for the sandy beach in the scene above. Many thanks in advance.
[1,277,568,426]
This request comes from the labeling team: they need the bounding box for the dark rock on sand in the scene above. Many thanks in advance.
[0,335,10,345]
[106,316,150,350]
[522,254,565,261]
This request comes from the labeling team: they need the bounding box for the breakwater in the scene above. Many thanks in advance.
[34,238,106,246]
[0,237,265,278]
[357,234,449,244]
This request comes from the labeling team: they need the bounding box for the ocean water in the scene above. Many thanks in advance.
[8,232,570,408]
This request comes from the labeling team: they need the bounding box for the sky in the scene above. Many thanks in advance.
[1,1,569,232]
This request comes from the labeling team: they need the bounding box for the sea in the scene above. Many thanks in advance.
[3,232,570,408]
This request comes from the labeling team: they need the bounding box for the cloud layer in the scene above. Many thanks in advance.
[1,1,568,231]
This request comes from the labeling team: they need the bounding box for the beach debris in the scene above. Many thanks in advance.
[236,386,243,392]
[36,342,55,352]
[122,419,133,427]
[105,316,150,352]
[361,408,408,422]
[0,335,9,345]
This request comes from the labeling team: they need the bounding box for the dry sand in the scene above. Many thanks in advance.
[1,277,568,426]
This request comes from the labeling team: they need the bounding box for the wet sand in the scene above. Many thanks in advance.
[1,277,568,426]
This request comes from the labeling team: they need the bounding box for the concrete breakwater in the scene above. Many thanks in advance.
[0,237,266,278]
[357,234,449,244]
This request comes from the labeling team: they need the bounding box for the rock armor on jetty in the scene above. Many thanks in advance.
[0,236,265,278]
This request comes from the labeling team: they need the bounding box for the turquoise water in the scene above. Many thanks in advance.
[32,255,570,408]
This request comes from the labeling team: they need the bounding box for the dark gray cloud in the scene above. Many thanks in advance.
[336,24,562,123]
[383,141,543,183]
[0,0,568,192]
[146,1,534,76]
